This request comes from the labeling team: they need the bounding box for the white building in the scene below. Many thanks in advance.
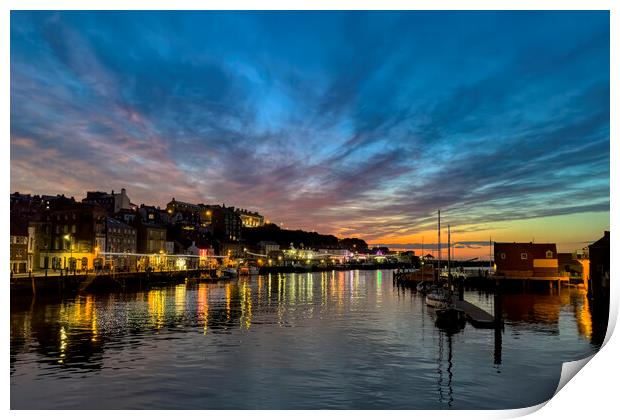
[258,241,280,255]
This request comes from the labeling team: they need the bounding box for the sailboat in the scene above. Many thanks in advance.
[434,223,465,330]
[426,289,450,308]
[426,211,451,308]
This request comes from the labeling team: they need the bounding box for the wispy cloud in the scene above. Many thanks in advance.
[10,11,609,242]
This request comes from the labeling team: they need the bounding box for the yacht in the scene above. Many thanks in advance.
[426,289,450,308]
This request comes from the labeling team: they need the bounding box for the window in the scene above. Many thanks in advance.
[500,253,506,260]
[546,250,553,259]
[521,253,528,260]
[71,225,76,233]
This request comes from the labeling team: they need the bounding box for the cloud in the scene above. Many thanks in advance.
[10,11,610,243]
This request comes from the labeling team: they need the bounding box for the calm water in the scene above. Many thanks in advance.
[10,270,606,409]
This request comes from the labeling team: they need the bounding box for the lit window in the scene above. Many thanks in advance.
[546,250,553,259]
[521,253,528,260]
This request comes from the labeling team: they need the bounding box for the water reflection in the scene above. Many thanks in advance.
[148,289,166,330]
[11,295,106,372]
[10,271,607,409]
[453,285,600,343]
[500,286,602,345]
[240,280,252,330]
[197,283,209,334]
[436,331,455,407]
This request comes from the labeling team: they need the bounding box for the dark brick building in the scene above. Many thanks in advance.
[45,202,107,270]
[82,188,132,214]
[105,217,137,254]
[212,205,242,242]
[137,221,167,254]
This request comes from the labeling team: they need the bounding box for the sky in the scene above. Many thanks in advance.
[10,11,610,258]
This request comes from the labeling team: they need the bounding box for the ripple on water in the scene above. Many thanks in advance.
[10,270,605,409]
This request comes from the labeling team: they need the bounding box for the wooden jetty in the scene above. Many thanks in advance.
[453,299,500,328]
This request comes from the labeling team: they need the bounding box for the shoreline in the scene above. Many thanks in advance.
[10,263,416,297]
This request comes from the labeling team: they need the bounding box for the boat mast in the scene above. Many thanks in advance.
[489,236,492,273]
[448,224,451,282]
[437,210,441,281]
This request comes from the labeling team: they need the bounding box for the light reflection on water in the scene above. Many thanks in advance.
[10,270,605,409]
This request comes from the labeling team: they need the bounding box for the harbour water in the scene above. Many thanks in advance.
[10,270,606,409]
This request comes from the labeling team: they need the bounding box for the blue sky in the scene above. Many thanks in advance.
[10,11,610,251]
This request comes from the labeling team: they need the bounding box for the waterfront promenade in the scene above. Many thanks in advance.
[10,262,415,296]
[10,267,215,296]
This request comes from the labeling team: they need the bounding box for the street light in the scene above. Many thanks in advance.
[63,234,73,271]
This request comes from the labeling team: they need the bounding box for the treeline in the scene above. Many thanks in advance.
[242,223,369,251]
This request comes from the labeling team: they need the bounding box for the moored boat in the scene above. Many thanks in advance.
[221,267,237,277]
[435,305,466,332]
[238,265,259,276]
[426,289,450,308]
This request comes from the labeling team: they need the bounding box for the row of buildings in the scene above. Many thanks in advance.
[9,189,266,273]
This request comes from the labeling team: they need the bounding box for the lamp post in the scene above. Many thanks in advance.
[63,234,73,272]
[94,245,100,274]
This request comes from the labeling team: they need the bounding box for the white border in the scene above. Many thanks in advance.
[3,2,616,420]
